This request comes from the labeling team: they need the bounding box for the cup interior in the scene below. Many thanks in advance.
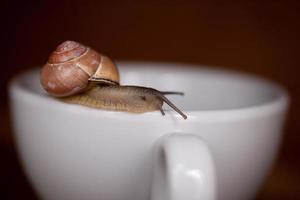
[14,62,287,111]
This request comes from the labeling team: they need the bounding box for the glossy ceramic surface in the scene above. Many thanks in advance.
[10,62,289,200]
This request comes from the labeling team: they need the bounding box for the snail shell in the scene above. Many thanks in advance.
[40,41,119,97]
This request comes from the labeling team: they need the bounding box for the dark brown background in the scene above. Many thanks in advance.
[1,0,299,199]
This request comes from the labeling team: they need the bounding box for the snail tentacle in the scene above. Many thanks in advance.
[153,90,187,119]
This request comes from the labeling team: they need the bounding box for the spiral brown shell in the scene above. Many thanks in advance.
[40,41,119,97]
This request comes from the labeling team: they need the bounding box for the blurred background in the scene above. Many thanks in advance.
[1,0,299,199]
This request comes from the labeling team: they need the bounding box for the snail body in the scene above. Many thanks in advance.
[62,85,186,118]
[40,41,187,119]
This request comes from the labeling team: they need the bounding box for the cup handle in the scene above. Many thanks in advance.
[151,133,217,200]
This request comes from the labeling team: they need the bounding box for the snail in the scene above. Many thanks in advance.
[40,41,187,119]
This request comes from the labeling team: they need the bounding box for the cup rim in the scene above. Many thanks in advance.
[9,61,289,122]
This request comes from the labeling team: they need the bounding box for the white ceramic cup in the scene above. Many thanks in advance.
[9,62,289,200]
